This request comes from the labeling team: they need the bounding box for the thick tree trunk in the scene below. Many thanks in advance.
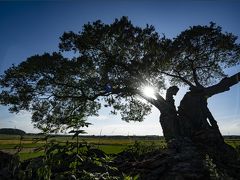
[176,72,240,140]
[157,72,240,178]
[175,89,240,178]
[159,107,179,142]
[138,73,240,179]
[158,86,180,141]
[177,91,219,137]
[158,72,239,141]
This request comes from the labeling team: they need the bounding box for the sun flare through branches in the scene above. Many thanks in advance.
[142,86,156,99]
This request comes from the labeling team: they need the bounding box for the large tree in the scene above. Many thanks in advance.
[0,17,239,139]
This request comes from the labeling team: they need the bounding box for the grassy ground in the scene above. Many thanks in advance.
[0,134,239,161]
[224,139,240,148]
[0,134,165,160]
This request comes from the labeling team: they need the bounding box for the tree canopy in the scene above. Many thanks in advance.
[0,17,239,132]
[166,22,240,88]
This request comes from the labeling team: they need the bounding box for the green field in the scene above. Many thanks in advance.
[0,134,166,160]
[0,134,239,161]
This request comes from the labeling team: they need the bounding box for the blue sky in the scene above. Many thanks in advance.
[0,0,239,135]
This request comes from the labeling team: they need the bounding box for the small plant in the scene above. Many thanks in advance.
[204,154,232,179]
[205,154,220,178]
[123,174,139,180]
[231,140,240,158]
[125,141,162,160]
[67,115,91,154]
[14,134,24,154]
[235,144,240,156]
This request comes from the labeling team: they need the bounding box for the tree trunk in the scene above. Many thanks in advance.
[175,90,240,178]
[159,107,179,142]
[158,86,180,142]
[158,72,240,141]
[149,73,240,178]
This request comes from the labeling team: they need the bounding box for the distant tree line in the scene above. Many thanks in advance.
[0,128,26,135]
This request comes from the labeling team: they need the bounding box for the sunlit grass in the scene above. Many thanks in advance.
[19,151,44,161]
[224,139,240,148]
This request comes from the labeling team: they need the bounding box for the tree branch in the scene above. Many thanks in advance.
[204,72,240,97]
[190,60,202,87]
[161,71,194,87]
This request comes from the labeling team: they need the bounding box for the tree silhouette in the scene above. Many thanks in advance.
[1,16,240,177]
[1,17,239,137]
[0,17,239,135]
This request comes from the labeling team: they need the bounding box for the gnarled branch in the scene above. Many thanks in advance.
[204,72,240,97]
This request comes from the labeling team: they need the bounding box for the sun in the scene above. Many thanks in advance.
[142,86,156,99]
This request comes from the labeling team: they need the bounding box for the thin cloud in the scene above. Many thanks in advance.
[88,115,111,121]
[8,120,17,124]
[219,120,240,135]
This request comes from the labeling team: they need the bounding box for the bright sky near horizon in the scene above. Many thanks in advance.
[0,0,239,135]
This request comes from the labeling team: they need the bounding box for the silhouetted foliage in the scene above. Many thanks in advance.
[166,22,240,87]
